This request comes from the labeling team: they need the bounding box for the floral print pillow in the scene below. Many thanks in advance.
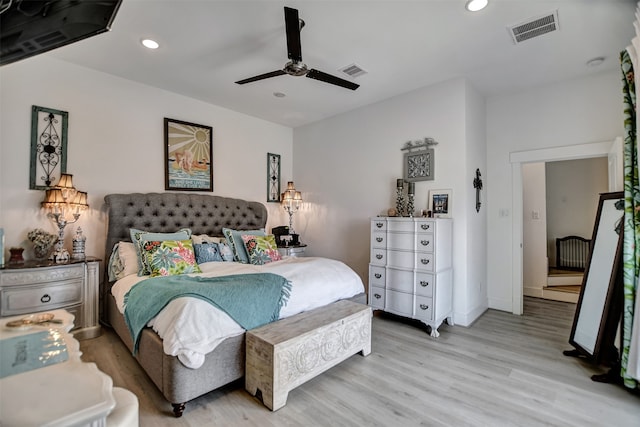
[241,234,282,265]
[141,239,202,277]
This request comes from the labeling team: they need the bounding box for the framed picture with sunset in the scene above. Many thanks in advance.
[164,118,213,191]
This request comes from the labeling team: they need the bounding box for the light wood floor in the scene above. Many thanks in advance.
[79,297,640,426]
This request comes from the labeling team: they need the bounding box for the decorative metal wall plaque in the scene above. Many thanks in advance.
[267,153,281,202]
[30,105,68,190]
[402,137,438,182]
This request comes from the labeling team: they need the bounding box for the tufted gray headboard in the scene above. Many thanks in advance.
[103,192,267,276]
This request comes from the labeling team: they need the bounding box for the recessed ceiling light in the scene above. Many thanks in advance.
[466,0,488,12]
[141,39,159,49]
[586,57,605,67]
[273,92,286,98]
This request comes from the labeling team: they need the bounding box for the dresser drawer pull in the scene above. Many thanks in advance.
[376,237,383,242]
[40,294,51,303]
[374,293,382,299]
[420,304,429,310]
[376,254,383,260]
[420,281,429,287]
[420,224,430,230]
[420,240,430,246]
[376,222,384,228]
[421,259,430,265]
[374,273,382,279]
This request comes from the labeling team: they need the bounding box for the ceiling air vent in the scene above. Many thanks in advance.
[340,63,367,78]
[508,10,559,44]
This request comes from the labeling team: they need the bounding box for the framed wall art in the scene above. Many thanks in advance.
[428,189,452,218]
[267,153,281,202]
[403,148,434,182]
[164,118,213,191]
[30,105,68,190]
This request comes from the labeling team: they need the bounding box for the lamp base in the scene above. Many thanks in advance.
[49,248,70,263]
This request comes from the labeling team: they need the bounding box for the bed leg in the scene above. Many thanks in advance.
[172,402,186,417]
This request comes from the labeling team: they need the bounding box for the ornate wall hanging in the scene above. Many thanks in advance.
[267,153,281,202]
[473,168,483,212]
[164,117,213,191]
[402,137,438,182]
[30,105,68,190]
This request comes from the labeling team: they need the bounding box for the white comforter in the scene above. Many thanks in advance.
[111,257,365,369]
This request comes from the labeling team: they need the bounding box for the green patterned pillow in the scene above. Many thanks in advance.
[141,239,202,277]
[130,228,192,275]
[241,234,282,265]
[222,228,265,263]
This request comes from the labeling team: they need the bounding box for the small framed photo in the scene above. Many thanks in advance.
[267,153,281,202]
[164,118,213,191]
[428,189,452,218]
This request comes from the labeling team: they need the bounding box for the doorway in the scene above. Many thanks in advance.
[509,138,622,315]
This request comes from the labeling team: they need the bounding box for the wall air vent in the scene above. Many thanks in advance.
[508,10,559,44]
[340,63,367,78]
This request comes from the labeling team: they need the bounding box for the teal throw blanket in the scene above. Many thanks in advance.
[124,273,292,354]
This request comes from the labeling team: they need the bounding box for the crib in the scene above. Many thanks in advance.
[555,235,591,271]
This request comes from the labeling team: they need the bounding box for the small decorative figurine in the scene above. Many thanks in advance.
[72,226,86,260]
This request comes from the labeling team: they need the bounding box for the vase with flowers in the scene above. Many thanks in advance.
[27,228,58,260]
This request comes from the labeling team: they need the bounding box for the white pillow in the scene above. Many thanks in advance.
[191,234,223,245]
[107,241,138,281]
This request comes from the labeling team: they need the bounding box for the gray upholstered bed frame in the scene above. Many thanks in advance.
[102,192,365,417]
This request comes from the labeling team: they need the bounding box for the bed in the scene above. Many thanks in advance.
[101,192,366,417]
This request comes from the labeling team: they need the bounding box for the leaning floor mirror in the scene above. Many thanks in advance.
[568,191,624,363]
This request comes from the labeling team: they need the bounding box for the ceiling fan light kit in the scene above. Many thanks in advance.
[235,7,359,90]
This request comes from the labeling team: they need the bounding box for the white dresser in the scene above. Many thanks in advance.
[368,217,453,337]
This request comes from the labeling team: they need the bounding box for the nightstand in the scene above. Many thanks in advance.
[277,244,307,258]
[0,257,101,339]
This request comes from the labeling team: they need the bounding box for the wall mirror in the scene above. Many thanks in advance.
[568,191,623,362]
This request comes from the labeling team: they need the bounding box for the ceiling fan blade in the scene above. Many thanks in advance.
[306,69,359,90]
[284,7,302,62]
[235,70,286,85]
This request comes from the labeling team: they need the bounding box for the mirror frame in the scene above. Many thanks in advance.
[568,191,624,363]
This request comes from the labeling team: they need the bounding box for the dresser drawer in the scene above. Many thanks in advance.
[415,272,434,297]
[416,220,434,233]
[387,232,414,251]
[370,248,386,265]
[371,231,387,248]
[369,286,385,309]
[385,290,413,317]
[415,253,434,271]
[0,264,84,286]
[386,268,414,293]
[371,219,387,232]
[414,295,433,321]
[1,279,83,316]
[387,219,415,232]
[386,250,414,269]
[415,233,434,252]
[369,265,385,286]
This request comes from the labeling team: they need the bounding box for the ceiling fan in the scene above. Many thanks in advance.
[235,7,359,90]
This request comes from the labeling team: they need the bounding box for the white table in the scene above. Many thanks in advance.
[0,309,115,427]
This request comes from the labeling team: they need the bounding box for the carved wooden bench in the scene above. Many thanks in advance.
[245,300,372,411]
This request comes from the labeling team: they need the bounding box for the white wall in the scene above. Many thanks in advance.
[294,77,488,326]
[486,71,625,312]
[0,56,293,263]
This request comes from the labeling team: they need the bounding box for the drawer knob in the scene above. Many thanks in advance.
[375,273,382,279]
[376,222,384,228]
[376,254,383,260]
[376,237,383,242]
[420,304,429,310]
[40,294,51,303]
[374,293,381,299]
[421,224,430,230]
[420,281,429,287]
[420,240,430,246]
[421,259,430,265]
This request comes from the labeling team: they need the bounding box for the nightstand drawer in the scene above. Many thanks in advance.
[1,279,83,316]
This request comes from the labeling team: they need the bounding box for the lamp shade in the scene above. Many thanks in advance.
[71,191,89,211]
[56,173,74,189]
[41,188,66,207]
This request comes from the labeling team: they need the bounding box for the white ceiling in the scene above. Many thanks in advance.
[49,0,636,128]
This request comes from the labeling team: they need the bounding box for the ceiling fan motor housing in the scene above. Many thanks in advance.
[284,60,308,76]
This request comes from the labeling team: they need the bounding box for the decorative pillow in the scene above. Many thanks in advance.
[222,228,265,263]
[107,241,138,281]
[191,234,223,245]
[140,239,202,277]
[241,234,282,265]
[193,242,223,263]
[130,228,192,276]
[217,241,235,262]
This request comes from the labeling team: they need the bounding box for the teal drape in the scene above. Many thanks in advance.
[621,49,639,389]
